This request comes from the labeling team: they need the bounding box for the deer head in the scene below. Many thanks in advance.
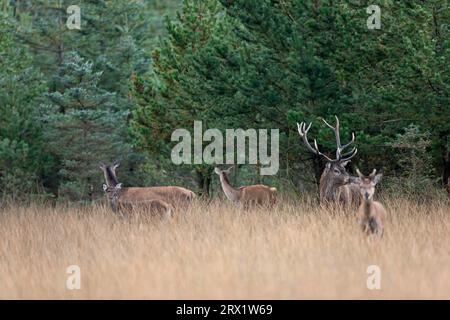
[355,169,383,201]
[214,166,241,203]
[214,166,234,177]
[297,116,357,187]
[102,183,122,211]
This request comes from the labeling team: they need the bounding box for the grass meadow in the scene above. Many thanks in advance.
[0,197,449,299]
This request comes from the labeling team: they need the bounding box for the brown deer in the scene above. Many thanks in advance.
[297,116,359,205]
[102,183,173,220]
[355,169,386,237]
[214,167,277,208]
[100,162,196,210]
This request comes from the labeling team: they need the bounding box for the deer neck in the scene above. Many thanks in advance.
[362,199,372,218]
[109,188,125,212]
[218,173,241,202]
[320,171,340,201]
[109,197,119,212]
[104,167,119,187]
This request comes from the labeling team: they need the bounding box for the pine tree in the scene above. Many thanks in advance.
[42,52,130,202]
[131,0,226,194]
[0,13,48,200]
[133,0,449,195]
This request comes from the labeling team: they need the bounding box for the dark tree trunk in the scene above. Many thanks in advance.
[312,157,323,193]
[196,169,211,197]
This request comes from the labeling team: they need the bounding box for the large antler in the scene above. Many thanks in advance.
[297,122,334,162]
[321,116,357,161]
[297,116,357,162]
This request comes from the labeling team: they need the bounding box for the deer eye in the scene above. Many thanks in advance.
[333,169,340,174]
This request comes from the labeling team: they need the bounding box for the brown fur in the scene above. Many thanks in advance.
[319,162,360,207]
[358,201,386,237]
[115,198,174,221]
[297,117,358,207]
[215,167,277,209]
[100,164,196,215]
[239,185,277,208]
[139,186,196,206]
[355,169,386,238]
[117,186,195,207]
[103,184,173,220]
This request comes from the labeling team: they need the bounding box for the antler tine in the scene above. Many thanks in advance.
[340,147,358,162]
[369,169,377,178]
[322,116,357,161]
[297,122,311,138]
[321,116,338,131]
[297,121,338,162]
[313,140,335,162]
[340,132,355,151]
[322,116,342,159]
[297,122,319,155]
[340,146,357,158]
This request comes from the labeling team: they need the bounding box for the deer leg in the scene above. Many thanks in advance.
[361,222,370,235]
[375,220,384,238]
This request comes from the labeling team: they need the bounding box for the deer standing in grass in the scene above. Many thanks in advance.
[355,169,386,238]
[297,116,359,206]
[214,167,277,208]
[100,162,195,218]
[102,183,174,221]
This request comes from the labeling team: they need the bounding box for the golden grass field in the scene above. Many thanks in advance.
[0,197,449,299]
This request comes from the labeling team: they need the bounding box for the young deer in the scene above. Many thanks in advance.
[102,183,173,221]
[214,167,277,209]
[100,162,196,209]
[355,169,386,237]
[297,116,359,206]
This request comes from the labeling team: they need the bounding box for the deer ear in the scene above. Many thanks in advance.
[214,167,221,175]
[112,162,120,170]
[373,173,383,184]
[102,184,108,191]
[99,163,106,170]
[115,183,123,189]
[225,166,234,174]
[355,167,364,179]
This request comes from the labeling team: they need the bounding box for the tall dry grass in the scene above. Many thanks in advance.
[0,197,449,299]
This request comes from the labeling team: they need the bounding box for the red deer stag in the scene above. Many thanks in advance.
[100,162,196,211]
[355,169,386,238]
[214,167,277,208]
[297,116,359,205]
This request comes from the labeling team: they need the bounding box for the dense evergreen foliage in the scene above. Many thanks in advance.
[42,52,130,201]
[0,0,448,201]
